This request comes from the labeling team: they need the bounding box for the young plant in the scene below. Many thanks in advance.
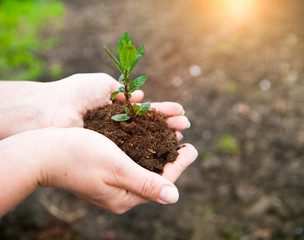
[104,32,151,121]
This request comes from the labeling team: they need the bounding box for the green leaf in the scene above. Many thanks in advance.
[118,32,131,57]
[117,33,138,70]
[127,43,146,75]
[118,74,132,84]
[112,114,131,121]
[129,76,147,93]
[119,44,137,70]
[118,86,125,93]
[136,102,151,116]
[119,74,124,82]
[133,103,139,113]
[123,78,133,84]
[138,43,147,55]
[110,86,125,100]
[104,45,124,74]
[125,107,130,114]
[110,91,120,100]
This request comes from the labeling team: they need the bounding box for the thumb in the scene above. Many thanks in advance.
[112,156,179,204]
[134,170,180,204]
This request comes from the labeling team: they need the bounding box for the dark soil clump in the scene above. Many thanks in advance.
[83,102,179,173]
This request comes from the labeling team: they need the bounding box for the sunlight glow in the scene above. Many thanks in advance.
[224,0,258,23]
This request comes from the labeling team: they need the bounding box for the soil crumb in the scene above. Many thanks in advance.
[83,102,179,173]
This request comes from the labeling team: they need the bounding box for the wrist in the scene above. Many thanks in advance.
[0,132,41,216]
[0,81,46,139]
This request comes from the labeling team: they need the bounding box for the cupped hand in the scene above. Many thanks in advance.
[0,73,197,216]
[0,127,197,215]
[0,73,190,138]
[39,73,191,132]
[37,128,197,213]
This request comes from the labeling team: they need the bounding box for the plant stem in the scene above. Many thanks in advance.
[124,71,136,120]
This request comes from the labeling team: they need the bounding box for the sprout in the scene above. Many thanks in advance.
[104,32,150,121]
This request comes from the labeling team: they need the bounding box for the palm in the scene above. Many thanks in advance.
[42,74,189,133]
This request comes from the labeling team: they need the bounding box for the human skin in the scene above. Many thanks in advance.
[0,73,189,139]
[0,127,197,216]
[0,73,198,216]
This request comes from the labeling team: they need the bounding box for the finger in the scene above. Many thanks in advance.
[175,131,183,141]
[162,143,198,183]
[107,153,180,205]
[107,76,122,94]
[111,190,149,213]
[103,75,144,102]
[150,102,185,117]
[166,116,190,130]
[130,90,144,103]
[83,187,148,214]
[115,90,144,103]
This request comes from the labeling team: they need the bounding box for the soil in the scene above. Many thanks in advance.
[1,0,304,240]
[83,102,179,174]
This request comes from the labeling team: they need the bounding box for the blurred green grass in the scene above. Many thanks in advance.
[216,134,240,155]
[0,0,65,81]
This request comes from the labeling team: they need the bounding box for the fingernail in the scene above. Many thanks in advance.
[182,109,186,115]
[188,122,191,128]
[159,186,179,204]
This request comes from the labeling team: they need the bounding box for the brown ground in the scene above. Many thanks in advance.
[1,0,304,239]
[84,102,179,173]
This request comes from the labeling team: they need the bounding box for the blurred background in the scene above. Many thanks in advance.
[1,0,304,239]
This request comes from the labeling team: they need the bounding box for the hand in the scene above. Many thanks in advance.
[0,73,189,139]
[0,73,196,216]
[0,127,197,216]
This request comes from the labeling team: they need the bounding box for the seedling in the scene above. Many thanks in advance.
[104,32,151,121]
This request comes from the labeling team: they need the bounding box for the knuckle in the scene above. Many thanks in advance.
[101,73,111,78]
[71,73,81,79]
[109,202,130,215]
[140,174,156,199]
[111,207,126,215]
[117,206,130,215]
